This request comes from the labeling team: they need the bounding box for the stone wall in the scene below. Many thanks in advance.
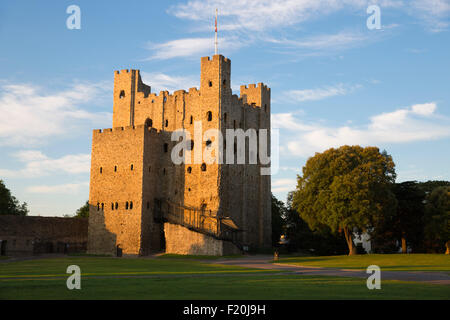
[0,215,88,256]
[164,222,241,256]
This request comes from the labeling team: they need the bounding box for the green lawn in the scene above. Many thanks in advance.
[277,254,450,272]
[0,256,449,299]
[0,256,266,278]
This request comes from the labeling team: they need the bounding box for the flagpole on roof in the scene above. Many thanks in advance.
[214,8,218,55]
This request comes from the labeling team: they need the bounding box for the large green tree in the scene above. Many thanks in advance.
[423,186,450,254]
[392,181,426,253]
[292,146,397,255]
[418,181,450,195]
[0,180,28,216]
[285,192,347,255]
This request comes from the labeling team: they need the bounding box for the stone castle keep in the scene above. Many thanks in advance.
[87,55,271,256]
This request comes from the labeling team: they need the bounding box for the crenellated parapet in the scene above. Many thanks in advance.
[93,124,163,136]
[239,83,271,112]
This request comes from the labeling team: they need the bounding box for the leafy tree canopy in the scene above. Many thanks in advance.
[0,179,28,216]
[75,201,89,218]
[423,186,450,254]
[292,145,397,255]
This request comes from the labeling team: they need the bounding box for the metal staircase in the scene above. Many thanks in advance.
[153,199,243,250]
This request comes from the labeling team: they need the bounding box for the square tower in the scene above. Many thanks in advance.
[88,55,272,256]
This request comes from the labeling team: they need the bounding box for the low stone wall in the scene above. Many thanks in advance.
[0,215,88,256]
[164,222,241,256]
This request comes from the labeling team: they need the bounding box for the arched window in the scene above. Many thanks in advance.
[190,116,193,124]
[114,166,117,172]
[208,81,213,87]
[125,202,129,210]
[129,201,133,210]
[100,167,102,174]
[207,111,212,121]
[165,119,168,127]
[101,203,104,211]
[201,163,207,171]
[187,167,192,173]
[97,203,100,211]
[130,164,134,171]
[111,203,114,211]
[119,90,125,99]
[145,118,153,127]
[115,202,118,210]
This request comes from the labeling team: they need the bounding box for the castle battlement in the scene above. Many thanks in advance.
[93,125,163,136]
[115,69,133,75]
[201,55,230,63]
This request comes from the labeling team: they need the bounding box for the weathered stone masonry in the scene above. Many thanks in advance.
[88,55,271,256]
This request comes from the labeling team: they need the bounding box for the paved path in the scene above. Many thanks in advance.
[209,255,450,285]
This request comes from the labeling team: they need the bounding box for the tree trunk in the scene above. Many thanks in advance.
[343,227,357,255]
[401,235,407,254]
[445,241,449,255]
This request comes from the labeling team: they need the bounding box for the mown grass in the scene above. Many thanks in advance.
[0,256,268,278]
[276,254,450,272]
[0,256,448,300]
[1,273,449,300]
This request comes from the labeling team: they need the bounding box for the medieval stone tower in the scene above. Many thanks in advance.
[87,55,271,256]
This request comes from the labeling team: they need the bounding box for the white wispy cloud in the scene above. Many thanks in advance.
[272,178,297,193]
[272,102,450,158]
[410,0,450,32]
[162,0,447,61]
[169,0,403,32]
[0,150,90,178]
[284,83,362,103]
[267,31,369,51]
[26,182,89,195]
[170,0,448,32]
[0,81,111,147]
[141,72,198,93]
[144,37,244,60]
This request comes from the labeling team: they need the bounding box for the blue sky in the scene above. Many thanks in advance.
[0,0,449,216]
